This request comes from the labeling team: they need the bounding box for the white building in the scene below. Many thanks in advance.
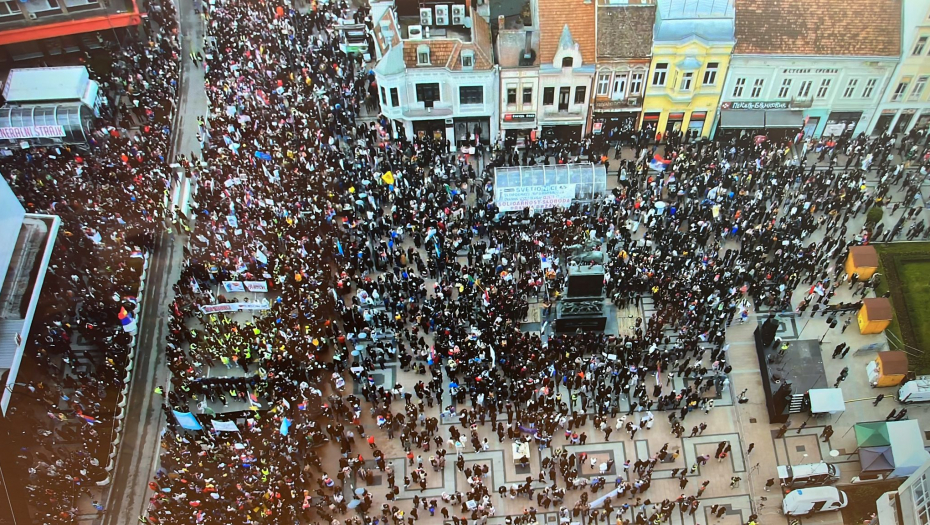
[867,0,930,135]
[373,3,498,145]
[537,24,596,141]
[496,17,540,147]
[713,0,901,141]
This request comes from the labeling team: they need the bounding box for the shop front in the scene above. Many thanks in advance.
[686,111,706,141]
[453,117,491,146]
[501,112,537,148]
[541,124,583,142]
[714,101,803,143]
[592,111,639,142]
[822,112,863,139]
[412,119,448,141]
[893,109,917,135]
[872,110,896,136]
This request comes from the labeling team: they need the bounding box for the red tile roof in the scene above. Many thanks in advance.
[734,0,901,57]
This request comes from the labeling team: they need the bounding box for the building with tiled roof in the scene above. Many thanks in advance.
[535,0,598,140]
[593,0,656,141]
[641,0,735,139]
[373,1,499,145]
[710,0,902,140]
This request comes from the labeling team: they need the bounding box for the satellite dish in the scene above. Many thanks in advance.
[464,16,472,28]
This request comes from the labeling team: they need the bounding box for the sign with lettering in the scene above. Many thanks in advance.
[782,69,838,75]
[721,101,790,110]
[0,125,66,140]
[495,184,576,212]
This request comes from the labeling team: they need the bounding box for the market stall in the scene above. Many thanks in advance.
[867,351,908,388]
[809,388,845,417]
[857,298,893,335]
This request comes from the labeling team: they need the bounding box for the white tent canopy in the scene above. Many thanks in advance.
[809,388,845,414]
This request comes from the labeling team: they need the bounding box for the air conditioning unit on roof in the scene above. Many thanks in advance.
[435,5,449,26]
[407,24,423,40]
[419,7,432,26]
[451,4,465,25]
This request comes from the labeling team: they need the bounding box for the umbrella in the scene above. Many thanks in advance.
[347,500,361,509]
[354,488,366,496]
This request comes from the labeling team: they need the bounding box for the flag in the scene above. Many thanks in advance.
[76,410,97,425]
[117,307,137,333]
[248,391,260,407]
[173,410,203,431]
[336,239,343,256]
[280,417,292,436]
[297,401,307,411]
[129,249,144,258]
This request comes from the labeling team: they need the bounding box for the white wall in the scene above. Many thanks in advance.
[0,177,25,285]
[721,55,896,136]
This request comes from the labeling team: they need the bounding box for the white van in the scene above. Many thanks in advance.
[783,487,848,516]
[777,463,841,488]
[898,376,930,403]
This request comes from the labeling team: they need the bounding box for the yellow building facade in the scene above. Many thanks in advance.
[640,0,735,140]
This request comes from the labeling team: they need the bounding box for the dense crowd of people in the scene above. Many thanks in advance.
[0,2,181,524]
[0,0,927,524]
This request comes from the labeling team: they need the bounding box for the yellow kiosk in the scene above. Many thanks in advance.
[845,245,879,281]
[857,297,893,334]
[867,351,909,388]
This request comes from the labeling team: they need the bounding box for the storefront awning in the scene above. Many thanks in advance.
[719,110,764,129]
[765,110,803,128]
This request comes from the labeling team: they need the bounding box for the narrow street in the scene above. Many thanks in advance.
[102,0,208,523]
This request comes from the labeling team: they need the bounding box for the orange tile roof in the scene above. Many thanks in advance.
[734,0,901,57]
[538,0,596,64]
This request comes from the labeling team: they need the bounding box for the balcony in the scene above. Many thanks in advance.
[542,106,586,119]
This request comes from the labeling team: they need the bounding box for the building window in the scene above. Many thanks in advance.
[629,73,643,94]
[597,73,611,96]
[0,1,17,15]
[680,72,693,91]
[459,86,483,105]
[703,62,718,86]
[522,87,533,105]
[417,45,430,65]
[561,56,574,68]
[893,81,909,101]
[816,78,831,98]
[911,76,927,101]
[798,80,812,98]
[732,77,746,97]
[506,88,517,105]
[751,78,764,98]
[914,35,928,56]
[26,0,57,11]
[777,78,792,98]
[415,83,440,102]
[574,85,586,104]
[652,63,668,86]
[611,74,626,100]
[461,51,474,68]
[843,78,858,98]
[390,87,399,107]
[862,78,878,98]
[543,87,555,105]
[380,87,387,106]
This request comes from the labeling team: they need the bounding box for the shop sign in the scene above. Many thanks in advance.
[721,101,789,110]
[0,125,66,140]
[782,68,838,75]
[504,113,535,121]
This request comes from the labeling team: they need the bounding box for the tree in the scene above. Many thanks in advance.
[866,206,884,228]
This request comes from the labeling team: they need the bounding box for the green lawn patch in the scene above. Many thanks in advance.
[838,479,904,525]
[874,243,930,374]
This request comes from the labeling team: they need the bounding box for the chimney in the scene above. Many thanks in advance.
[498,15,505,31]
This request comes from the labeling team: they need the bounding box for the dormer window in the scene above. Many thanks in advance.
[561,56,574,68]
[461,50,474,69]
[417,44,430,65]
